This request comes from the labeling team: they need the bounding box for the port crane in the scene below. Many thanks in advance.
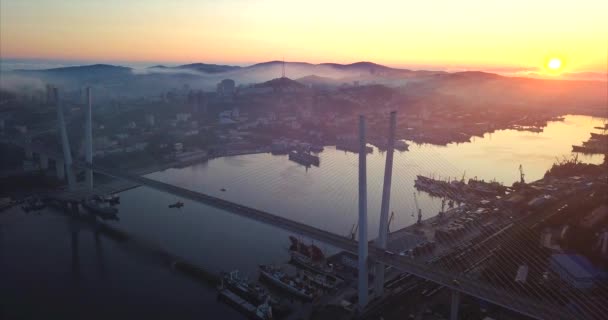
[352,211,394,240]
[349,222,358,240]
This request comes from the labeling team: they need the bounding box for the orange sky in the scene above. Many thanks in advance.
[1,0,606,74]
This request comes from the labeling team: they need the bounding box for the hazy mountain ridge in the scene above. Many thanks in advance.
[3,61,605,114]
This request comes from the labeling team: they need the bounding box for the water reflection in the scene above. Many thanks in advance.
[106,115,606,280]
[69,219,80,280]
[94,228,106,278]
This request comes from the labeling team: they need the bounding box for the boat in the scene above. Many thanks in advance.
[394,140,409,151]
[287,236,340,277]
[572,144,608,154]
[288,236,325,264]
[169,201,184,208]
[104,194,120,205]
[220,271,272,305]
[82,198,119,219]
[288,151,320,167]
[258,265,315,301]
[299,270,342,290]
[572,145,587,152]
[594,124,608,130]
[217,286,273,320]
[309,145,324,153]
[467,178,507,196]
[590,132,608,140]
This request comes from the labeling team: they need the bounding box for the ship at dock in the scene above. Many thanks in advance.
[287,236,341,279]
[414,174,506,201]
[288,236,325,266]
[220,271,271,305]
[298,269,342,291]
[288,151,320,167]
[572,131,608,154]
[258,265,316,301]
[218,270,291,319]
[217,279,274,320]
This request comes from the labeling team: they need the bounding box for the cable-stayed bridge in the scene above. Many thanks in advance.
[2,91,607,320]
[4,134,607,320]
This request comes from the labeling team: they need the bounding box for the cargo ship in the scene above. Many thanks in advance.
[572,144,608,154]
[299,270,342,290]
[288,236,341,278]
[288,151,320,167]
[220,270,272,305]
[258,265,315,301]
[218,270,289,319]
[288,236,325,265]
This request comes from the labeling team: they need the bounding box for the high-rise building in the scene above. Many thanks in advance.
[217,79,236,97]
[145,114,155,127]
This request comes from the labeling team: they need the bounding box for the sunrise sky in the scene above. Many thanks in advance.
[1,0,606,75]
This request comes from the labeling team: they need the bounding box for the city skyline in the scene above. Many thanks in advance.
[1,0,607,77]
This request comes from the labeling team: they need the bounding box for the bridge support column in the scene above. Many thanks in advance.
[375,111,396,297]
[450,289,460,320]
[55,87,75,190]
[357,115,369,312]
[40,154,49,170]
[55,159,65,180]
[84,87,94,190]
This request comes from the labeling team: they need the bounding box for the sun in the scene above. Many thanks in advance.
[548,58,562,70]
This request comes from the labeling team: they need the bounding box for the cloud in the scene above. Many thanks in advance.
[0,73,46,92]
[130,66,206,76]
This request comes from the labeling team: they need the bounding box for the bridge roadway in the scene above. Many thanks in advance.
[2,138,574,320]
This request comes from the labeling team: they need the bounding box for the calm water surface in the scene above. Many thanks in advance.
[1,114,605,319]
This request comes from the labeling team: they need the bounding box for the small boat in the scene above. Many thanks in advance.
[220,188,227,192]
[169,201,184,208]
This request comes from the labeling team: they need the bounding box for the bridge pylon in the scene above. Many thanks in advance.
[54,86,76,190]
[357,115,369,311]
[375,111,397,297]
